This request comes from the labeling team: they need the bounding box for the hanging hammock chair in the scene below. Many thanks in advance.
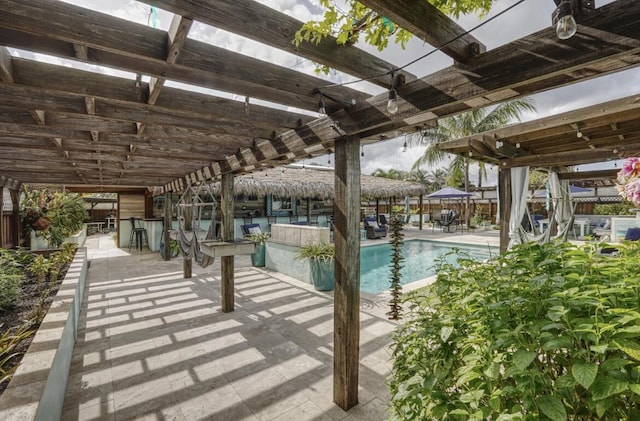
[175,184,218,268]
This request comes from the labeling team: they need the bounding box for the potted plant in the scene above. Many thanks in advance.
[247,232,270,267]
[20,187,86,249]
[296,242,334,291]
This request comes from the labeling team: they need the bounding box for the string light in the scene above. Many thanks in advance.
[318,93,327,115]
[361,145,364,157]
[402,140,407,153]
[328,153,331,165]
[387,71,398,114]
[554,0,577,40]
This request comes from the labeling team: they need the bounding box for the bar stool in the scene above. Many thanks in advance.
[128,217,149,251]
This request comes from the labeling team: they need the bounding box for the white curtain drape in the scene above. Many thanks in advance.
[508,166,530,248]
[549,172,573,240]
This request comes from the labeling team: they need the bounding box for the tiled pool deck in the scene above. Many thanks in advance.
[62,228,500,420]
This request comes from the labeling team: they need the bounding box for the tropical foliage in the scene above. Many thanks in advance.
[389,240,640,420]
[294,0,497,67]
[21,187,86,248]
[410,99,536,190]
[296,242,335,262]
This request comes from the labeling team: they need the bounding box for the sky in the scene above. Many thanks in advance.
[24,0,637,186]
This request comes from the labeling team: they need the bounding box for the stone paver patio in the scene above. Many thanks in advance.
[62,235,399,420]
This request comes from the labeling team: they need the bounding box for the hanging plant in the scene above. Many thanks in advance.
[616,157,640,207]
[387,212,404,320]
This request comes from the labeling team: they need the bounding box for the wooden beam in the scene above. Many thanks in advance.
[500,145,639,168]
[220,172,235,313]
[498,168,511,254]
[139,0,415,88]
[333,135,361,410]
[0,0,368,112]
[557,169,618,181]
[358,0,485,62]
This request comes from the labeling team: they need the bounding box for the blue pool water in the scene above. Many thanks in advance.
[360,240,495,294]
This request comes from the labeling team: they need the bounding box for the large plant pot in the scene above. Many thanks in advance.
[251,243,266,267]
[310,259,334,291]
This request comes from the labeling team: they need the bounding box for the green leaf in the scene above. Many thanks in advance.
[572,362,598,389]
[440,325,453,342]
[590,377,628,400]
[612,339,640,361]
[629,384,640,396]
[537,395,567,421]
[542,337,573,351]
[595,398,613,418]
[600,357,631,372]
[513,350,536,370]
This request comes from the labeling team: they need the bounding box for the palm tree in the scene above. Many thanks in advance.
[370,168,407,180]
[411,98,536,221]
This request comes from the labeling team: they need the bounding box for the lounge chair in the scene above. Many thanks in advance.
[364,217,387,239]
[435,210,458,233]
[241,223,263,236]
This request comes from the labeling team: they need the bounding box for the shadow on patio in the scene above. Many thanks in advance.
[62,236,395,420]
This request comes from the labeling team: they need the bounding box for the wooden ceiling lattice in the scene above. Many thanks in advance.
[0,0,640,190]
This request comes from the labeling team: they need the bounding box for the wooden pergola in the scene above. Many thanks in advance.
[439,93,640,252]
[2,0,640,410]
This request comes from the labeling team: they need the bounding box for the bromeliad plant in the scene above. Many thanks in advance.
[389,240,640,420]
[21,187,86,248]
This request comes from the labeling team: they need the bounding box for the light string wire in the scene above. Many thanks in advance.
[317,0,529,90]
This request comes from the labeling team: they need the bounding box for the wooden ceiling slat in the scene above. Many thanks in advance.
[358,0,485,62]
[0,0,367,113]
[139,0,415,88]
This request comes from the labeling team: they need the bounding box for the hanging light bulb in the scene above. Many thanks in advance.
[402,140,407,153]
[361,145,364,157]
[318,94,327,115]
[328,153,331,165]
[554,0,577,40]
[576,129,583,138]
[387,88,398,114]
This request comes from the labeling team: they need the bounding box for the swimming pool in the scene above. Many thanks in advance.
[360,239,495,294]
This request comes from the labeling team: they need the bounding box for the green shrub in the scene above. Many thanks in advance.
[389,241,640,420]
[0,274,21,311]
[593,202,636,215]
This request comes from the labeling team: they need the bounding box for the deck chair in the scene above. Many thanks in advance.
[378,214,388,227]
[241,223,263,237]
[364,217,387,239]
[436,210,458,233]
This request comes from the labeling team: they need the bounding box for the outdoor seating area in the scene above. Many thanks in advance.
[3,0,640,419]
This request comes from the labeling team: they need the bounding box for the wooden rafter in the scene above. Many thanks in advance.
[358,0,486,62]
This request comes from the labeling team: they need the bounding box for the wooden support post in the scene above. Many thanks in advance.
[221,173,235,313]
[333,135,361,411]
[9,189,19,247]
[0,186,5,248]
[375,198,379,222]
[183,197,192,278]
[306,197,311,223]
[499,168,511,253]
[418,195,424,230]
[163,192,171,261]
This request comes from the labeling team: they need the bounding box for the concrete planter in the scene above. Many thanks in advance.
[0,248,88,420]
[251,243,266,267]
[310,259,334,291]
[29,226,87,251]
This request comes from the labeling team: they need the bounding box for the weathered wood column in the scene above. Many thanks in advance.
[418,195,424,230]
[333,135,361,410]
[163,192,172,261]
[0,186,5,248]
[183,196,192,278]
[499,168,511,253]
[10,189,19,247]
[220,173,235,313]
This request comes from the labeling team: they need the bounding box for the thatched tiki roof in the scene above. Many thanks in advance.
[207,166,426,199]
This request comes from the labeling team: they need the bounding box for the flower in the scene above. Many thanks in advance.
[616,157,640,207]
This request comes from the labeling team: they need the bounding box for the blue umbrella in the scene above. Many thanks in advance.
[425,186,473,199]
[533,184,592,198]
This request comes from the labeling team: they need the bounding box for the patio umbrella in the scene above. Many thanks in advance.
[533,184,592,198]
[425,186,473,199]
